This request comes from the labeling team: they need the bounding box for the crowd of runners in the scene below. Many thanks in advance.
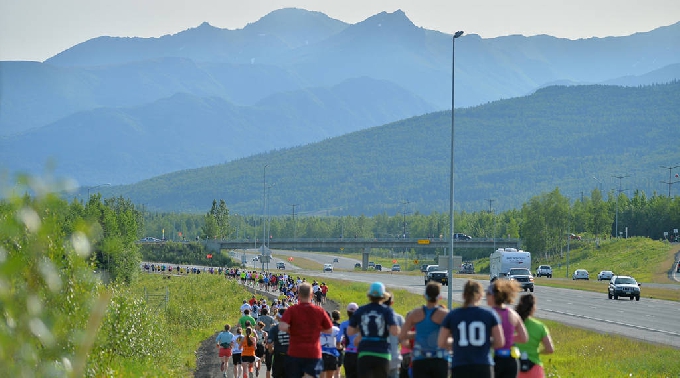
[214,273,555,378]
[142,264,555,377]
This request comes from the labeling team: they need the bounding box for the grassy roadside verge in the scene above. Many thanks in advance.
[112,273,256,376]
[314,276,680,377]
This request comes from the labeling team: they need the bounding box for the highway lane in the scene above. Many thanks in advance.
[264,249,680,349]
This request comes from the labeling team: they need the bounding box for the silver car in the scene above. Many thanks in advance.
[572,269,589,280]
[597,270,614,281]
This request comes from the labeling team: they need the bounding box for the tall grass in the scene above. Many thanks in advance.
[112,273,254,375]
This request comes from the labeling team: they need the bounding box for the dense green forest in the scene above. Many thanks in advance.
[146,187,680,261]
[104,82,680,217]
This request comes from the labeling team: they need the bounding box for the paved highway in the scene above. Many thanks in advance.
[257,249,680,349]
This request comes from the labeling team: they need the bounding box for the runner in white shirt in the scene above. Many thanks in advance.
[240,300,252,316]
[320,318,341,378]
[231,328,245,378]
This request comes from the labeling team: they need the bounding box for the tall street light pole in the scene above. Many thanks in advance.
[266,184,275,249]
[262,164,268,253]
[290,203,299,250]
[612,174,629,238]
[448,30,464,309]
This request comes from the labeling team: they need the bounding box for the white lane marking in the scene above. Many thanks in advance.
[541,308,680,337]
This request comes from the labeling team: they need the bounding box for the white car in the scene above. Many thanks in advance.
[572,269,590,280]
[323,263,333,272]
[536,265,553,278]
[139,237,161,242]
[597,270,614,281]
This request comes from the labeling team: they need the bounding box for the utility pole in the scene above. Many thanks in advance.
[612,174,629,238]
[401,200,411,238]
[289,203,299,249]
[485,199,495,213]
[660,165,680,197]
[486,198,496,250]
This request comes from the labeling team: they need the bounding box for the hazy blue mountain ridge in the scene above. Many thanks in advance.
[602,63,680,86]
[0,77,434,183]
[45,8,347,67]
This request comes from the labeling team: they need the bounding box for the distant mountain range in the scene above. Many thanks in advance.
[0,8,679,191]
[93,82,680,215]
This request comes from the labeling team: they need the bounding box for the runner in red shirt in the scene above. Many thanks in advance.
[320,283,329,304]
[280,282,333,378]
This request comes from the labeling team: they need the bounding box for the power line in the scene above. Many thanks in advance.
[289,203,299,250]
[485,198,495,213]
[660,165,680,197]
[401,200,411,238]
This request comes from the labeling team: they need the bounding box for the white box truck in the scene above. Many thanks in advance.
[437,255,463,273]
[490,248,531,281]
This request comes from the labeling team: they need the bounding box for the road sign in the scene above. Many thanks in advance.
[414,259,419,264]
[417,239,430,245]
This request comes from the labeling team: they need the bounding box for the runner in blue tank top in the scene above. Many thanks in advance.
[438,280,504,378]
[399,282,449,378]
[339,303,359,378]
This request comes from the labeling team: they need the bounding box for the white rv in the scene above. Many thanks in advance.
[489,248,531,281]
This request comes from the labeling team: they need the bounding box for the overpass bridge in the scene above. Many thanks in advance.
[205,237,521,254]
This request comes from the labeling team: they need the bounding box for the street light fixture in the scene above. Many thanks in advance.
[448,30,464,309]
[592,176,603,192]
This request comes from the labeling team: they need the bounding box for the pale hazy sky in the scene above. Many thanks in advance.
[1,0,678,61]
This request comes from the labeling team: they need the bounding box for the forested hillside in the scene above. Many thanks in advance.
[102,82,680,216]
